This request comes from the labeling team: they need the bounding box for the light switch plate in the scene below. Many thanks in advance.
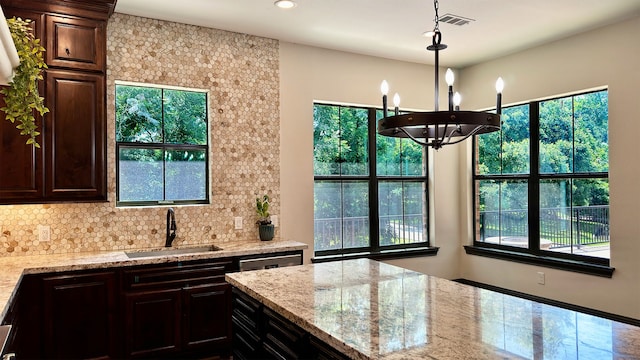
[234,217,243,230]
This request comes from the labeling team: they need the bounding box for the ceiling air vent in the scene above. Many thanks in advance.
[439,13,474,26]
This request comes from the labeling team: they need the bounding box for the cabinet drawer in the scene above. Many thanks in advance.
[123,260,233,290]
[232,288,262,332]
[46,15,105,71]
[263,307,308,359]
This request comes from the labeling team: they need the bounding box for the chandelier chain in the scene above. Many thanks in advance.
[433,0,440,32]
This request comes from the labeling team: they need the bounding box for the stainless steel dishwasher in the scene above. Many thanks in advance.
[238,253,302,271]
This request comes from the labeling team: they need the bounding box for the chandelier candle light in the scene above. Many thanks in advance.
[378,0,503,149]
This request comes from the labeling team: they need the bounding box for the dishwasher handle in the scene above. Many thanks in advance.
[238,254,302,271]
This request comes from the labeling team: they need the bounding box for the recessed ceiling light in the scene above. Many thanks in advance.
[274,0,297,9]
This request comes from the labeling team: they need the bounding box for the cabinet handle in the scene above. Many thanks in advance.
[3,353,16,360]
[65,48,70,55]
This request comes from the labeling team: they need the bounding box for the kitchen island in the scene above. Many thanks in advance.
[225,258,640,359]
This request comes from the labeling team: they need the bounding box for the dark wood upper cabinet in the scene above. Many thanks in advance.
[0,94,43,201]
[0,8,45,201]
[0,0,114,204]
[46,15,105,71]
[45,70,106,200]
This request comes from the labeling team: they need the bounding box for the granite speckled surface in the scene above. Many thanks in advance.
[0,240,306,323]
[226,259,640,360]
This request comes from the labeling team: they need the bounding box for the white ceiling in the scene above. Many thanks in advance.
[114,0,640,68]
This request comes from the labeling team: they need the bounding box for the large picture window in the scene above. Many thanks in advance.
[473,89,609,266]
[115,82,209,206]
[313,104,429,257]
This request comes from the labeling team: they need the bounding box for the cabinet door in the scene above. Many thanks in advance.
[183,283,232,352]
[42,271,116,359]
[125,289,182,358]
[2,8,45,40]
[44,69,106,201]
[0,96,43,202]
[0,8,45,203]
[46,15,105,71]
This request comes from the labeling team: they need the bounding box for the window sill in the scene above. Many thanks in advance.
[463,245,614,278]
[312,246,439,263]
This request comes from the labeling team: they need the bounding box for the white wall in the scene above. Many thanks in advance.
[459,15,640,319]
[279,14,640,319]
[279,43,464,279]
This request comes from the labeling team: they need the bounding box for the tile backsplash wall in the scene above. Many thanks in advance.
[0,14,280,256]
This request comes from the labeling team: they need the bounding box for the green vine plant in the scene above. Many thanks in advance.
[0,17,48,147]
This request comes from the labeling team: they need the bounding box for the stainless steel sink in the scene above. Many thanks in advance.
[125,245,222,258]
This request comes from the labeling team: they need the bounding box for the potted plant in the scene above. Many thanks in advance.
[256,194,274,241]
[0,17,49,147]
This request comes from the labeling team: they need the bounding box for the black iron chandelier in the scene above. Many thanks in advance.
[378,0,503,149]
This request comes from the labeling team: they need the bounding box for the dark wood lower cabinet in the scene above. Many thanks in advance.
[183,283,232,352]
[42,271,117,359]
[7,258,237,359]
[122,259,235,358]
[125,288,182,358]
[124,284,233,358]
[232,288,349,360]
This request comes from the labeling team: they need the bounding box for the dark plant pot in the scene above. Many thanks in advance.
[258,224,275,241]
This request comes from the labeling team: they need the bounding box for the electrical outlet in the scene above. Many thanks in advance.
[271,215,279,227]
[537,271,545,285]
[234,217,243,230]
[38,225,51,242]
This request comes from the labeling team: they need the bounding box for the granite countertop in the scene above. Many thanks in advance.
[226,258,640,360]
[0,239,306,323]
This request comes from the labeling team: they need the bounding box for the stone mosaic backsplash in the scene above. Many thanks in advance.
[0,14,280,256]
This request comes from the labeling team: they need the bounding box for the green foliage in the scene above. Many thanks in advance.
[115,85,162,143]
[313,104,368,175]
[478,91,609,209]
[0,17,49,147]
[313,104,428,250]
[115,84,208,203]
[115,85,207,146]
[256,194,271,225]
[478,91,610,248]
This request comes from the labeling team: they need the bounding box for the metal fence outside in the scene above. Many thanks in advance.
[314,214,424,250]
[479,205,609,248]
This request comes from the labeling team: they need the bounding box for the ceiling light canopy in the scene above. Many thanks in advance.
[378,0,503,150]
[274,0,297,9]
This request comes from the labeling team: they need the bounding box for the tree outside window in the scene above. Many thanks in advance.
[474,90,609,262]
[115,83,209,206]
[313,104,428,256]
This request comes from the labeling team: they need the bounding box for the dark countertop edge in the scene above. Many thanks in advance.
[0,325,10,355]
